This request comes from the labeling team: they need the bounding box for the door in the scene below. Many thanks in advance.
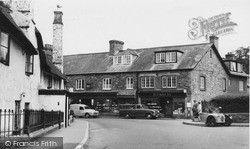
[165,98,173,117]
[14,101,21,130]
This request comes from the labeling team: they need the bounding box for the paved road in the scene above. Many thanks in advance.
[83,117,249,149]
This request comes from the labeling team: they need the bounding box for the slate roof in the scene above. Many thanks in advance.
[64,43,214,75]
[0,5,37,55]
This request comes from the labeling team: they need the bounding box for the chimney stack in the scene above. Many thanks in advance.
[225,52,235,60]
[209,35,219,50]
[109,40,124,55]
[44,44,53,61]
[52,6,63,72]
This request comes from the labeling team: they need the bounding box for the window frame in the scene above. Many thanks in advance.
[103,78,112,90]
[199,76,206,91]
[126,77,133,89]
[239,81,244,92]
[76,79,84,90]
[222,78,226,92]
[141,76,155,88]
[0,31,10,65]
[155,52,177,64]
[162,76,177,88]
[25,54,34,75]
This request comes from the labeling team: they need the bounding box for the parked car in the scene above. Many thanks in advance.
[118,104,160,119]
[199,107,232,126]
[70,104,99,118]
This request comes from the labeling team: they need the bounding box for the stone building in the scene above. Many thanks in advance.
[64,36,248,118]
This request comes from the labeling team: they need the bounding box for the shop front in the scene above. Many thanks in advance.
[68,91,136,113]
[139,90,187,118]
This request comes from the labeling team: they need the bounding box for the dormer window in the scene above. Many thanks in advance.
[230,61,243,73]
[113,55,132,65]
[156,52,177,63]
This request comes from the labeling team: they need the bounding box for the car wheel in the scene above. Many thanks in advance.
[125,114,130,119]
[145,113,152,119]
[224,115,232,126]
[85,113,90,118]
[206,117,216,127]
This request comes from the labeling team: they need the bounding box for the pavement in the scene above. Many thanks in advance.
[183,120,249,127]
[37,119,89,149]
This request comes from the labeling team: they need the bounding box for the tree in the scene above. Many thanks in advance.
[232,47,249,74]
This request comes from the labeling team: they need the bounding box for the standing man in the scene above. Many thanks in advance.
[197,101,202,121]
[192,100,199,121]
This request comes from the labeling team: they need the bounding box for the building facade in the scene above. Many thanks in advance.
[0,1,68,134]
[64,38,248,118]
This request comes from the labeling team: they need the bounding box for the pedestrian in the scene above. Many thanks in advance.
[197,101,202,121]
[192,100,198,121]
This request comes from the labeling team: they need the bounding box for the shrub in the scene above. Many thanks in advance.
[209,94,249,113]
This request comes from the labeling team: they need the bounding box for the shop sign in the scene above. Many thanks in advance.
[188,12,237,40]
[153,92,171,97]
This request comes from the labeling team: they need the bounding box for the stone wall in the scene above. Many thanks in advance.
[190,47,229,104]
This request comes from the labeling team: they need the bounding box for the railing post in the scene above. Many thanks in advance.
[51,110,54,127]
[42,109,45,129]
[58,111,61,129]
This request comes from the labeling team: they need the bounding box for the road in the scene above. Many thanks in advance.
[83,117,249,149]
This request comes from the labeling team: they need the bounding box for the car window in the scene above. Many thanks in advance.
[79,107,84,110]
[136,105,142,109]
[85,106,90,109]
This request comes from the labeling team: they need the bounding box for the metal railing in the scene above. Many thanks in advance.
[0,109,63,137]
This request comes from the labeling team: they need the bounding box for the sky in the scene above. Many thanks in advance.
[34,0,250,57]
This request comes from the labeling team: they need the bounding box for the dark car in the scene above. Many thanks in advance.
[118,104,159,119]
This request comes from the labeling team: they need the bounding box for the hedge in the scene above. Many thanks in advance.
[209,94,249,113]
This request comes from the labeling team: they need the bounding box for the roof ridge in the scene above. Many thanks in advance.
[130,42,212,51]
[64,51,109,57]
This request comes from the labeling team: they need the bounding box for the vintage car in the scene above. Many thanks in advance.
[118,104,160,119]
[199,107,232,126]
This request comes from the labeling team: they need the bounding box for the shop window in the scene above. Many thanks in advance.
[103,78,111,90]
[0,31,10,65]
[76,79,84,90]
[141,76,155,88]
[126,77,133,89]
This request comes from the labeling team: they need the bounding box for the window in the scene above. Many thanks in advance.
[237,63,243,73]
[124,55,132,64]
[141,76,155,88]
[166,52,177,62]
[76,79,84,90]
[48,76,52,89]
[114,55,132,65]
[230,62,237,72]
[239,81,244,92]
[222,78,226,92]
[156,53,166,63]
[25,54,34,75]
[156,52,177,63]
[126,77,133,89]
[0,31,10,65]
[162,76,177,88]
[103,78,111,90]
[200,76,206,90]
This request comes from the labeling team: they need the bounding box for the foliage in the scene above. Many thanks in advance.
[207,94,249,113]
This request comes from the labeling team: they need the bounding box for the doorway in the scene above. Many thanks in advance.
[160,98,173,118]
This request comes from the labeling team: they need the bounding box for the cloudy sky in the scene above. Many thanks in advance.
[34,0,250,57]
